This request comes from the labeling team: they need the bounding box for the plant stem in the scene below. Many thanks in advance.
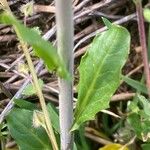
[135,0,150,97]
[55,0,74,149]
[148,24,150,61]
[1,3,58,149]
[19,42,58,150]
[1,139,5,150]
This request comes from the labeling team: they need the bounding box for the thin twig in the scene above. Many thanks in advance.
[74,0,90,12]
[74,0,117,20]
[135,0,150,97]
[111,93,136,102]
[120,136,136,150]
[0,79,29,123]
[85,132,112,145]
[0,59,43,123]
[74,13,136,51]
[0,81,13,99]
[101,110,121,118]
[126,64,143,77]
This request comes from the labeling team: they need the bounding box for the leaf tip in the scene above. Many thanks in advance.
[70,123,79,132]
[102,17,112,29]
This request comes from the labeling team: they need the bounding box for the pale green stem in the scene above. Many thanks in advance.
[20,42,58,150]
[1,1,58,149]
[1,139,5,150]
[55,0,74,149]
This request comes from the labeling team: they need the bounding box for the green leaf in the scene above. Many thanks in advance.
[74,125,90,150]
[127,95,150,141]
[22,79,44,96]
[127,99,139,113]
[126,93,150,142]
[6,108,52,150]
[138,95,150,117]
[102,17,112,29]
[47,103,60,133]
[127,113,142,138]
[73,143,78,150]
[144,8,150,23]
[14,99,37,110]
[142,143,150,150]
[0,11,69,79]
[122,76,148,94]
[72,24,130,130]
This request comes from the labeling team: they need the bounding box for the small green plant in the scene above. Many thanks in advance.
[0,11,130,149]
[127,95,150,149]
[120,1,150,149]
[72,21,130,131]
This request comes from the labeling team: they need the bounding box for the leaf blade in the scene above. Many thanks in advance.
[6,108,52,150]
[72,24,130,130]
[0,11,69,79]
[47,103,60,133]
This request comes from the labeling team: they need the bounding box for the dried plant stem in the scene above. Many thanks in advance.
[135,0,150,97]
[19,41,58,150]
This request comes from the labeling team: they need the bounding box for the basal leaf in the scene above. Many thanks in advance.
[6,108,52,150]
[0,11,69,79]
[72,24,130,130]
